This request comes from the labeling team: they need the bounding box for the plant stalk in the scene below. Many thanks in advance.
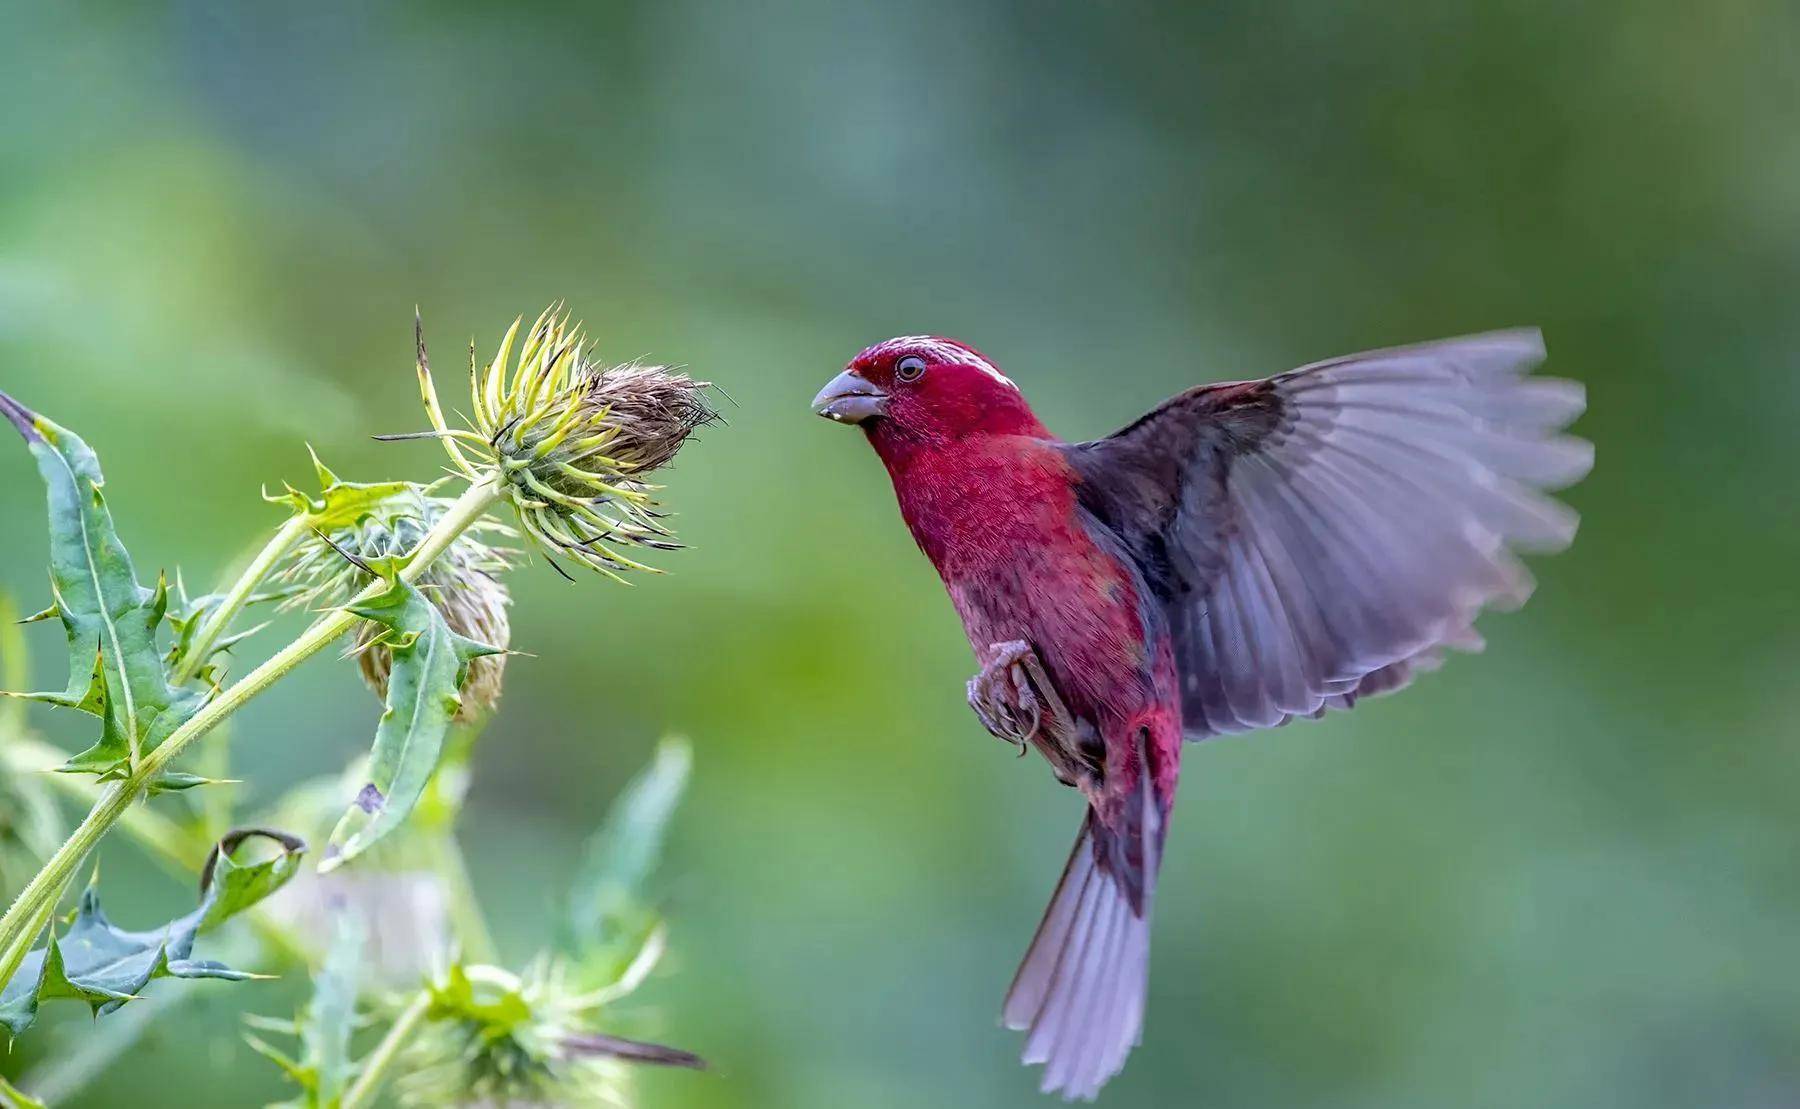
[8,738,205,870]
[0,874,70,1005]
[4,738,313,968]
[341,988,433,1109]
[0,478,505,971]
[174,513,311,685]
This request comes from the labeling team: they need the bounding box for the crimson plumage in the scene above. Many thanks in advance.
[813,331,1590,1099]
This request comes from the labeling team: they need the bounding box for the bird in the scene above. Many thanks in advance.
[811,330,1591,1100]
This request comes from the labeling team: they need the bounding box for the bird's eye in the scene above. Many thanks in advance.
[895,355,927,382]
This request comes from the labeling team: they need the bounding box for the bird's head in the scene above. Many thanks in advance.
[812,337,1045,454]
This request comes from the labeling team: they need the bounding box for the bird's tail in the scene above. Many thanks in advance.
[1002,767,1166,1101]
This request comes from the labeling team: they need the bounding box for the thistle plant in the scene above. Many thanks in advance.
[0,307,713,1107]
[249,739,699,1109]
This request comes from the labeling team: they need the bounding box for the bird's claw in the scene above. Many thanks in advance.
[968,640,1032,750]
[1007,667,1042,755]
[968,675,1029,754]
[967,640,1076,762]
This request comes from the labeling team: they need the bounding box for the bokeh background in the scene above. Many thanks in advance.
[3,2,1798,1106]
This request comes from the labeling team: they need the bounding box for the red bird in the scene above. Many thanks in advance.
[812,331,1590,1099]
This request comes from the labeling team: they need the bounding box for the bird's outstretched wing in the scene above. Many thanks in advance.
[1062,330,1591,738]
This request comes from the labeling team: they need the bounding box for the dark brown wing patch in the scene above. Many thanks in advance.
[1065,330,1590,739]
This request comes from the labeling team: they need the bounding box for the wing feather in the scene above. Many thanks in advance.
[1064,329,1589,739]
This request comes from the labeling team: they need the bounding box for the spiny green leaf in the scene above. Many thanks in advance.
[0,390,198,775]
[48,648,210,783]
[320,571,500,873]
[14,961,211,1107]
[424,962,532,1030]
[195,827,307,931]
[50,648,134,776]
[250,912,365,1108]
[264,447,415,532]
[0,828,306,1040]
[144,769,237,794]
[564,736,690,957]
[163,577,295,681]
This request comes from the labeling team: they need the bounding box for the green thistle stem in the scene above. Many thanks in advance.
[177,515,314,841]
[342,987,433,1109]
[0,874,70,1009]
[2,737,312,969]
[174,514,312,685]
[5,739,205,871]
[0,479,506,972]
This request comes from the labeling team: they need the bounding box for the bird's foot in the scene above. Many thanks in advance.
[970,641,1038,752]
[969,641,1034,754]
[967,640,1079,762]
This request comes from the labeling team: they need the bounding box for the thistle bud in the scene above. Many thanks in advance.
[400,955,701,1108]
[280,488,514,720]
[415,307,716,580]
[354,569,510,721]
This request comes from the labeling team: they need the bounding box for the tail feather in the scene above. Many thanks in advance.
[1003,780,1164,1101]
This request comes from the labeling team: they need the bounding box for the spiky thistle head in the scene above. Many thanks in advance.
[278,486,515,720]
[400,947,702,1108]
[414,307,716,581]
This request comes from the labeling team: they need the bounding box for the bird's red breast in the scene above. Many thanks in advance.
[885,416,1183,814]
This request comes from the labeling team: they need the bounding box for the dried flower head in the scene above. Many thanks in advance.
[353,569,509,722]
[414,307,716,581]
[279,486,515,720]
[400,947,701,1108]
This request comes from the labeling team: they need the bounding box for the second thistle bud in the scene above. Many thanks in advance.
[281,488,515,720]
[400,956,703,1107]
[355,568,510,722]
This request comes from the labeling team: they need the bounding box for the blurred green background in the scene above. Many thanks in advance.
[3,1,1798,1106]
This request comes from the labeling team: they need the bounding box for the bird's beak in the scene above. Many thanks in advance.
[811,371,889,424]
